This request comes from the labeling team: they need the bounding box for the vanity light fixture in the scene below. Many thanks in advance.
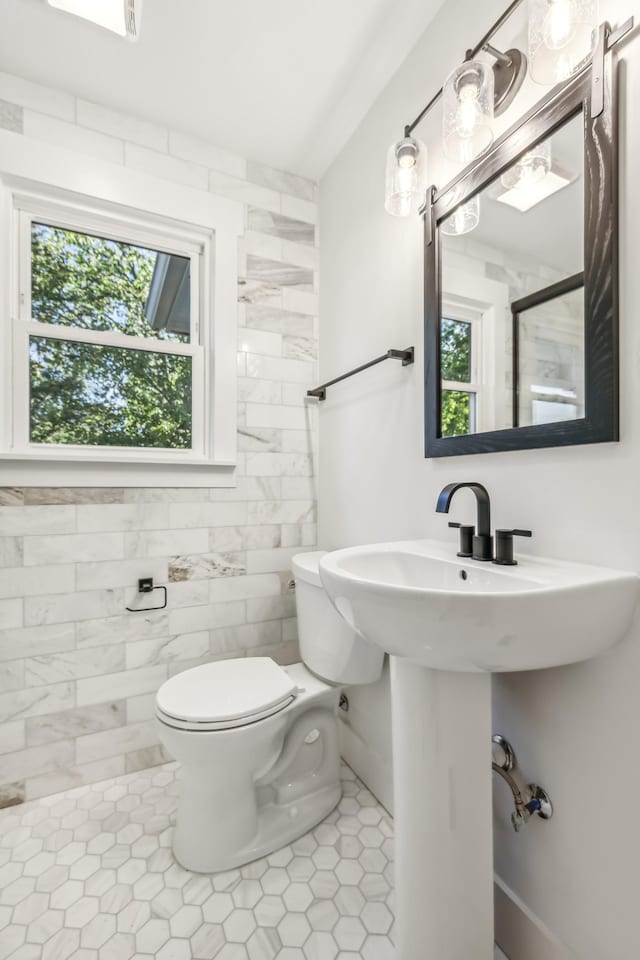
[440,196,481,236]
[384,135,428,217]
[528,0,597,84]
[385,0,528,217]
[496,163,574,212]
[500,138,552,190]
[46,0,142,40]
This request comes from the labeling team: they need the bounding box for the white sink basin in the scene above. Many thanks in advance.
[319,539,639,672]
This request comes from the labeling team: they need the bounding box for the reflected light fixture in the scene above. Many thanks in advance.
[384,135,428,217]
[496,166,574,211]
[500,138,552,191]
[528,0,597,84]
[46,0,143,40]
[440,195,480,236]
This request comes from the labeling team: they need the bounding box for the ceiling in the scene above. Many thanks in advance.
[0,0,445,180]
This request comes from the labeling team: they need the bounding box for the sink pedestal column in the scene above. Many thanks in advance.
[390,657,494,960]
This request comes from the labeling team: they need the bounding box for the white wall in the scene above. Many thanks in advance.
[319,1,640,956]
[0,71,319,804]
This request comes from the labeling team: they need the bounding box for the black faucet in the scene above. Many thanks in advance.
[436,482,494,561]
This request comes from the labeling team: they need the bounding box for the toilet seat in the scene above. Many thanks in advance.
[156,657,298,732]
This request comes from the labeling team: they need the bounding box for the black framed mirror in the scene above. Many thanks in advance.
[424,45,618,457]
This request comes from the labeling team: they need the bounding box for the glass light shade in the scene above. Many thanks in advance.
[528,0,597,85]
[500,138,552,191]
[384,136,428,217]
[442,60,494,165]
[440,196,480,236]
[46,0,142,39]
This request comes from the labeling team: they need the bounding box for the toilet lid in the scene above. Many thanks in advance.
[156,657,298,726]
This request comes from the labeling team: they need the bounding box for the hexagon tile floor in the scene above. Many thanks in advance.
[0,760,509,960]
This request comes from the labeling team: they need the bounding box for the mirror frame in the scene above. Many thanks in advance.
[424,51,618,457]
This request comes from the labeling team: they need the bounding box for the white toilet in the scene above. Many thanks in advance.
[156,550,384,873]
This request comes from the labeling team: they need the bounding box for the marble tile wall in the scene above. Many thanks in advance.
[0,72,319,805]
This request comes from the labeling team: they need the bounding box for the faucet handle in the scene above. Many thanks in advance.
[448,521,475,559]
[493,529,532,566]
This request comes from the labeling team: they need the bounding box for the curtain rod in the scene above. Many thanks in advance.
[404,0,525,136]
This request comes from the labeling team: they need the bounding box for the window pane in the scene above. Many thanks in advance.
[441,317,471,382]
[441,389,476,438]
[31,223,191,343]
[29,337,192,449]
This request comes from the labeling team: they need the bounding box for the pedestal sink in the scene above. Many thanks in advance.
[319,540,639,960]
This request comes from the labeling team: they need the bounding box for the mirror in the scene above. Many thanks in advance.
[440,113,583,438]
[424,55,618,457]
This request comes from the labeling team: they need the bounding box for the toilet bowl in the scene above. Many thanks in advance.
[156,550,384,874]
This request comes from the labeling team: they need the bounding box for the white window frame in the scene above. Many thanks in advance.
[0,130,243,486]
[440,304,483,433]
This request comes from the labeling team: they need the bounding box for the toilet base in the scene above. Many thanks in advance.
[173,780,341,874]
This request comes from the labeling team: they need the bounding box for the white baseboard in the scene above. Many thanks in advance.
[494,875,576,960]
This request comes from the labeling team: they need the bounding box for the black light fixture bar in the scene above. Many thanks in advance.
[307,348,415,402]
[405,0,525,136]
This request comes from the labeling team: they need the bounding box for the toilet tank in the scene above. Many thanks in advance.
[292,551,384,686]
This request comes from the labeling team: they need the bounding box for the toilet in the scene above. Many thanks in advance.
[156,550,384,874]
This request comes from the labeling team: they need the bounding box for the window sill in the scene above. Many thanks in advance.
[0,453,237,488]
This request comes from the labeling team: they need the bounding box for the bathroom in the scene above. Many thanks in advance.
[0,0,637,957]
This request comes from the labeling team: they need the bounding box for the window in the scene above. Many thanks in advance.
[0,137,241,486]
[440,312,481,438]
[8,194,215,467]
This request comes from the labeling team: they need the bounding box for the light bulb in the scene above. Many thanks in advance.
[501,140,552,192]
[440,196,480,236]
[384,136,428,217]
[455,72,482,139]
[543,0,575,50]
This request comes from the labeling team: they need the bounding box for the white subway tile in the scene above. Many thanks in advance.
[76,503,169,533]
[245,548,301,574]
[0,71,75,120]
[0,563,74,600]
[245,453,312,478]
[0,598,23,629]
[0,740,74,783]
[209,169,280,213]
[126,693,156,723]
[0,720,25,755]
[26,755,125,800]
[281,477,317,500]
[246,404,307,430]
[246,162,316,202]
[77,558,168,592]
[0,661,25,694]
[210,620,281,655]
[24,645,124,687]
[245,354,314,385]
[0,506,75,536]
[281,194,318,225]
[0,623,75,662]
[238,378,283,404]
[23,110,124,163]
[25,589,124,626]
[209,573,281,603]
[248,501,315,525]
[0,682,74,723]
[77,666,167,707]
[76,611,168,648]
[169,131,246,179]
[238,329,283,358]
[125,142,208,190]
[77,99,169,151]
[164,580,210,607]
[243,230,283,262]
[0,537,23,568]
[25,701,126,746]
[247,595,296,623]
[76,720,158,765]
[24,534,123,566]
[126,631,210,670]
[167,503,247,529]
[282,287,318,316]
[124,528,209,558]
[281,239,319,270]
[168,600,245,635]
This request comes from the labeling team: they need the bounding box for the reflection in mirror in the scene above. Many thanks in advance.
[513,277,584,427]
[438,109,584,438]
